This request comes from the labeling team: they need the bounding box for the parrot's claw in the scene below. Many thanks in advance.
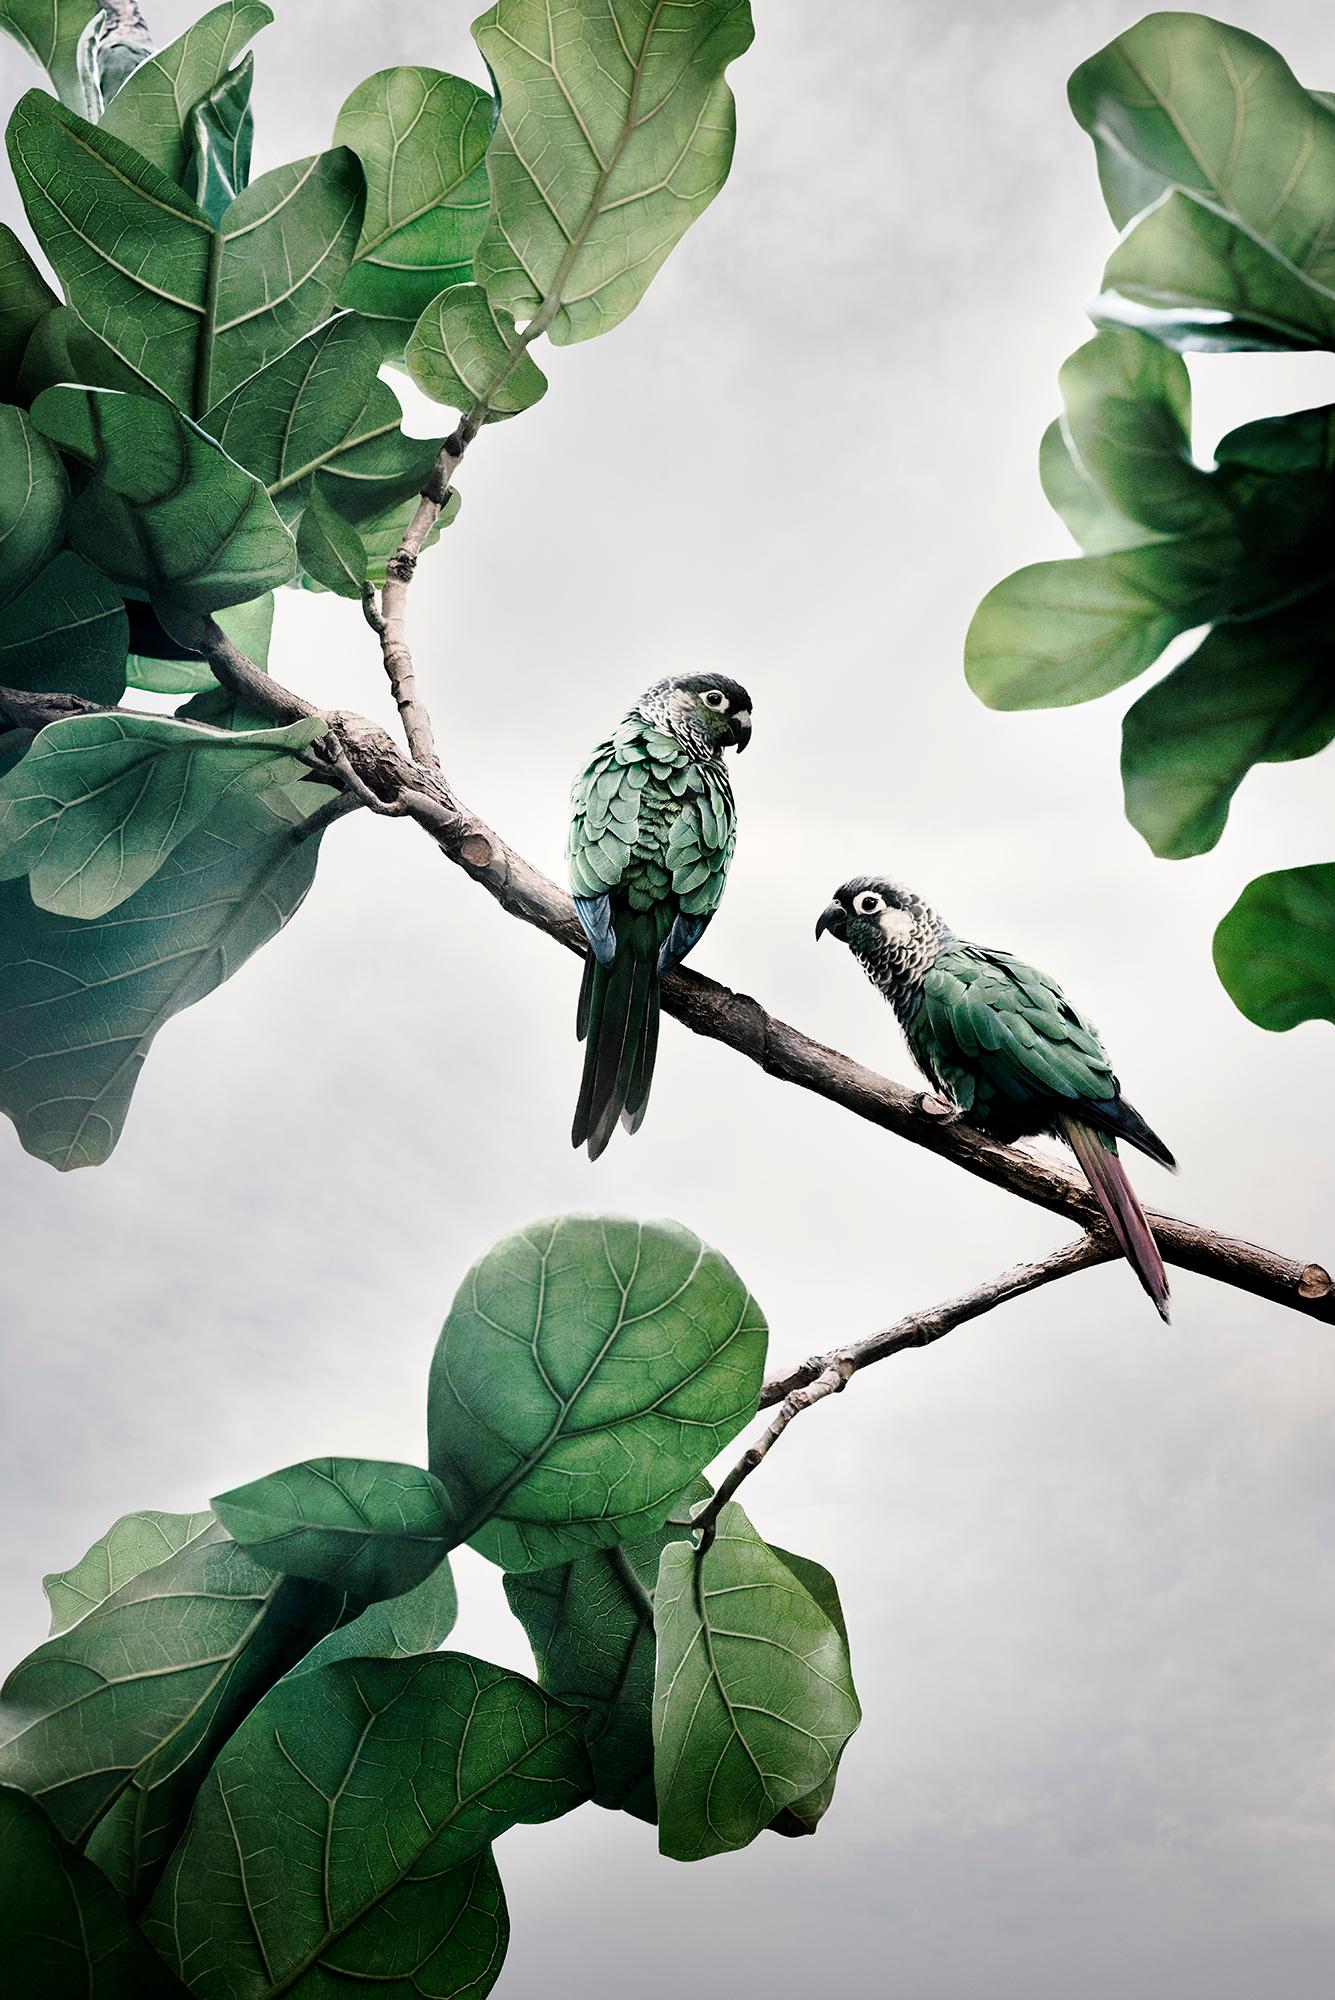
[919,1092,962,1123]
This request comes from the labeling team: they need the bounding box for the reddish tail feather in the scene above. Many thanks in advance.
[1059,1114,1171,1323]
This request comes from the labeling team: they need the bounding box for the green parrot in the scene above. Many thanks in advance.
[568,673,753,1159]
[816,877,1177,1318]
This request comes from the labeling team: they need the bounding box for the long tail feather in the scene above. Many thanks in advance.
[571,922,661,1160]
[1060,1113,1171,1323]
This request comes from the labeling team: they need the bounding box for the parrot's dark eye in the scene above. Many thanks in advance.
[855,892,884,915]
[703,689,726,709]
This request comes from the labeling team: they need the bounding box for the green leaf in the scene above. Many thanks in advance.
[504,1478,709,1820]
[297,482,367,597]
[0,801,324,1169]
[183,48,255,224]
[7,93,365,415]
[1122,594,1335,860]
[0,1786,189,1998]
[1039,418,1160,555]
[202,311,445,526]
[44,1508,215,1635]
[213,1457,457,1601]
[1055,328,1225,536]
[652,1503,861,1861]
[1070,16,1335,268]
[0,0,99,105]
[100,2,271,188]
[406,281,547,420]
[0,1518,347,1901]
[0,709,324,918]
[0,402,67,604]
[295,1554,458,1673]
[1214,863,1335,1030]
[428,1216,767,1573]
[12,301,148,404]
[1094,188,1335,354]
[759,1545,852,1838]
[32,385,297,610]
[0,220,57,400]
[472,0,754,348]
[0,550,128,705]
[965,535,1239,709]
[334,65,493,351]
[145,1653,589,1996]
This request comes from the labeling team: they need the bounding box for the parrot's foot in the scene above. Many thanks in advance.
[918,1092,962,1123]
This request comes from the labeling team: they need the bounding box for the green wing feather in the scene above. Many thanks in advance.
[913,944,1120,1124]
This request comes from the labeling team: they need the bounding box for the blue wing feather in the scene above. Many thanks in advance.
[574,894,616,967]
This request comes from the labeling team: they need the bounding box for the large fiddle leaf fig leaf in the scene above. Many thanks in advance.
[0,1786,189,1999]
[100,1,270,187]
[1122,592,1335,860]
[1055,329,1224,537]
[295,1554,458,1674]
[0,0,99,106]
[0,221,57,399]
[0,1518,347,1902]
[32,385,297,610]
[1094,188,1335,353]
[1038,417,1160,555]
[407,281,547,420]
[7,92,364,414]
[0,709,324,918]
[427,1216,767,1573]
[504,1479,709,1820]
[203,311,445,526]
[334,65,493,351]
[652,1502,861,1861]
[0,550,127,703]
[1214,864,1335,1030]
[965,534,1239,709]
[11,300,146,404]
[0,791,327,1169]
[144,1653,589,1998]
[184,46,255,222]
[297,482,367,596]
[44,1508,215,1635]
[214,1457,457,1602]
[472,0,754,350]
[1070,15,1335,300]
[0,402,67,604]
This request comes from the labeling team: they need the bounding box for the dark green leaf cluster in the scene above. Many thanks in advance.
[0,1216,861,1995]
[0,0,755,1171]
[965,12,1335,1032]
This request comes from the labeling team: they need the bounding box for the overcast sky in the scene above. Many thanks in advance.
[3,1,1335,1993]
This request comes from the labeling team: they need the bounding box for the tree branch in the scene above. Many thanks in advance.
[4,630,1330,1331]
[696,1234,1116,1547]
[373,426,479,770]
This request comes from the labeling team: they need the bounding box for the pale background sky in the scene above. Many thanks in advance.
[3,2,1335,1993]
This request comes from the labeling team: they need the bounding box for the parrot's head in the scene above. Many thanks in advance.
[639,674,753,760]
[815,878,946,992]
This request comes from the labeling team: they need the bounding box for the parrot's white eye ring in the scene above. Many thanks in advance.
[855,892,884,915]
[703,689,726,708]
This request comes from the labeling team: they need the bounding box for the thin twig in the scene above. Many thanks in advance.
[2,654,1329,1331]
[376,429,474,770]
[697,1234,1116,1547]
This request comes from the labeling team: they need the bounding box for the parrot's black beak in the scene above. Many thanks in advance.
[729,709,752,752]
[815,901,847,943]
